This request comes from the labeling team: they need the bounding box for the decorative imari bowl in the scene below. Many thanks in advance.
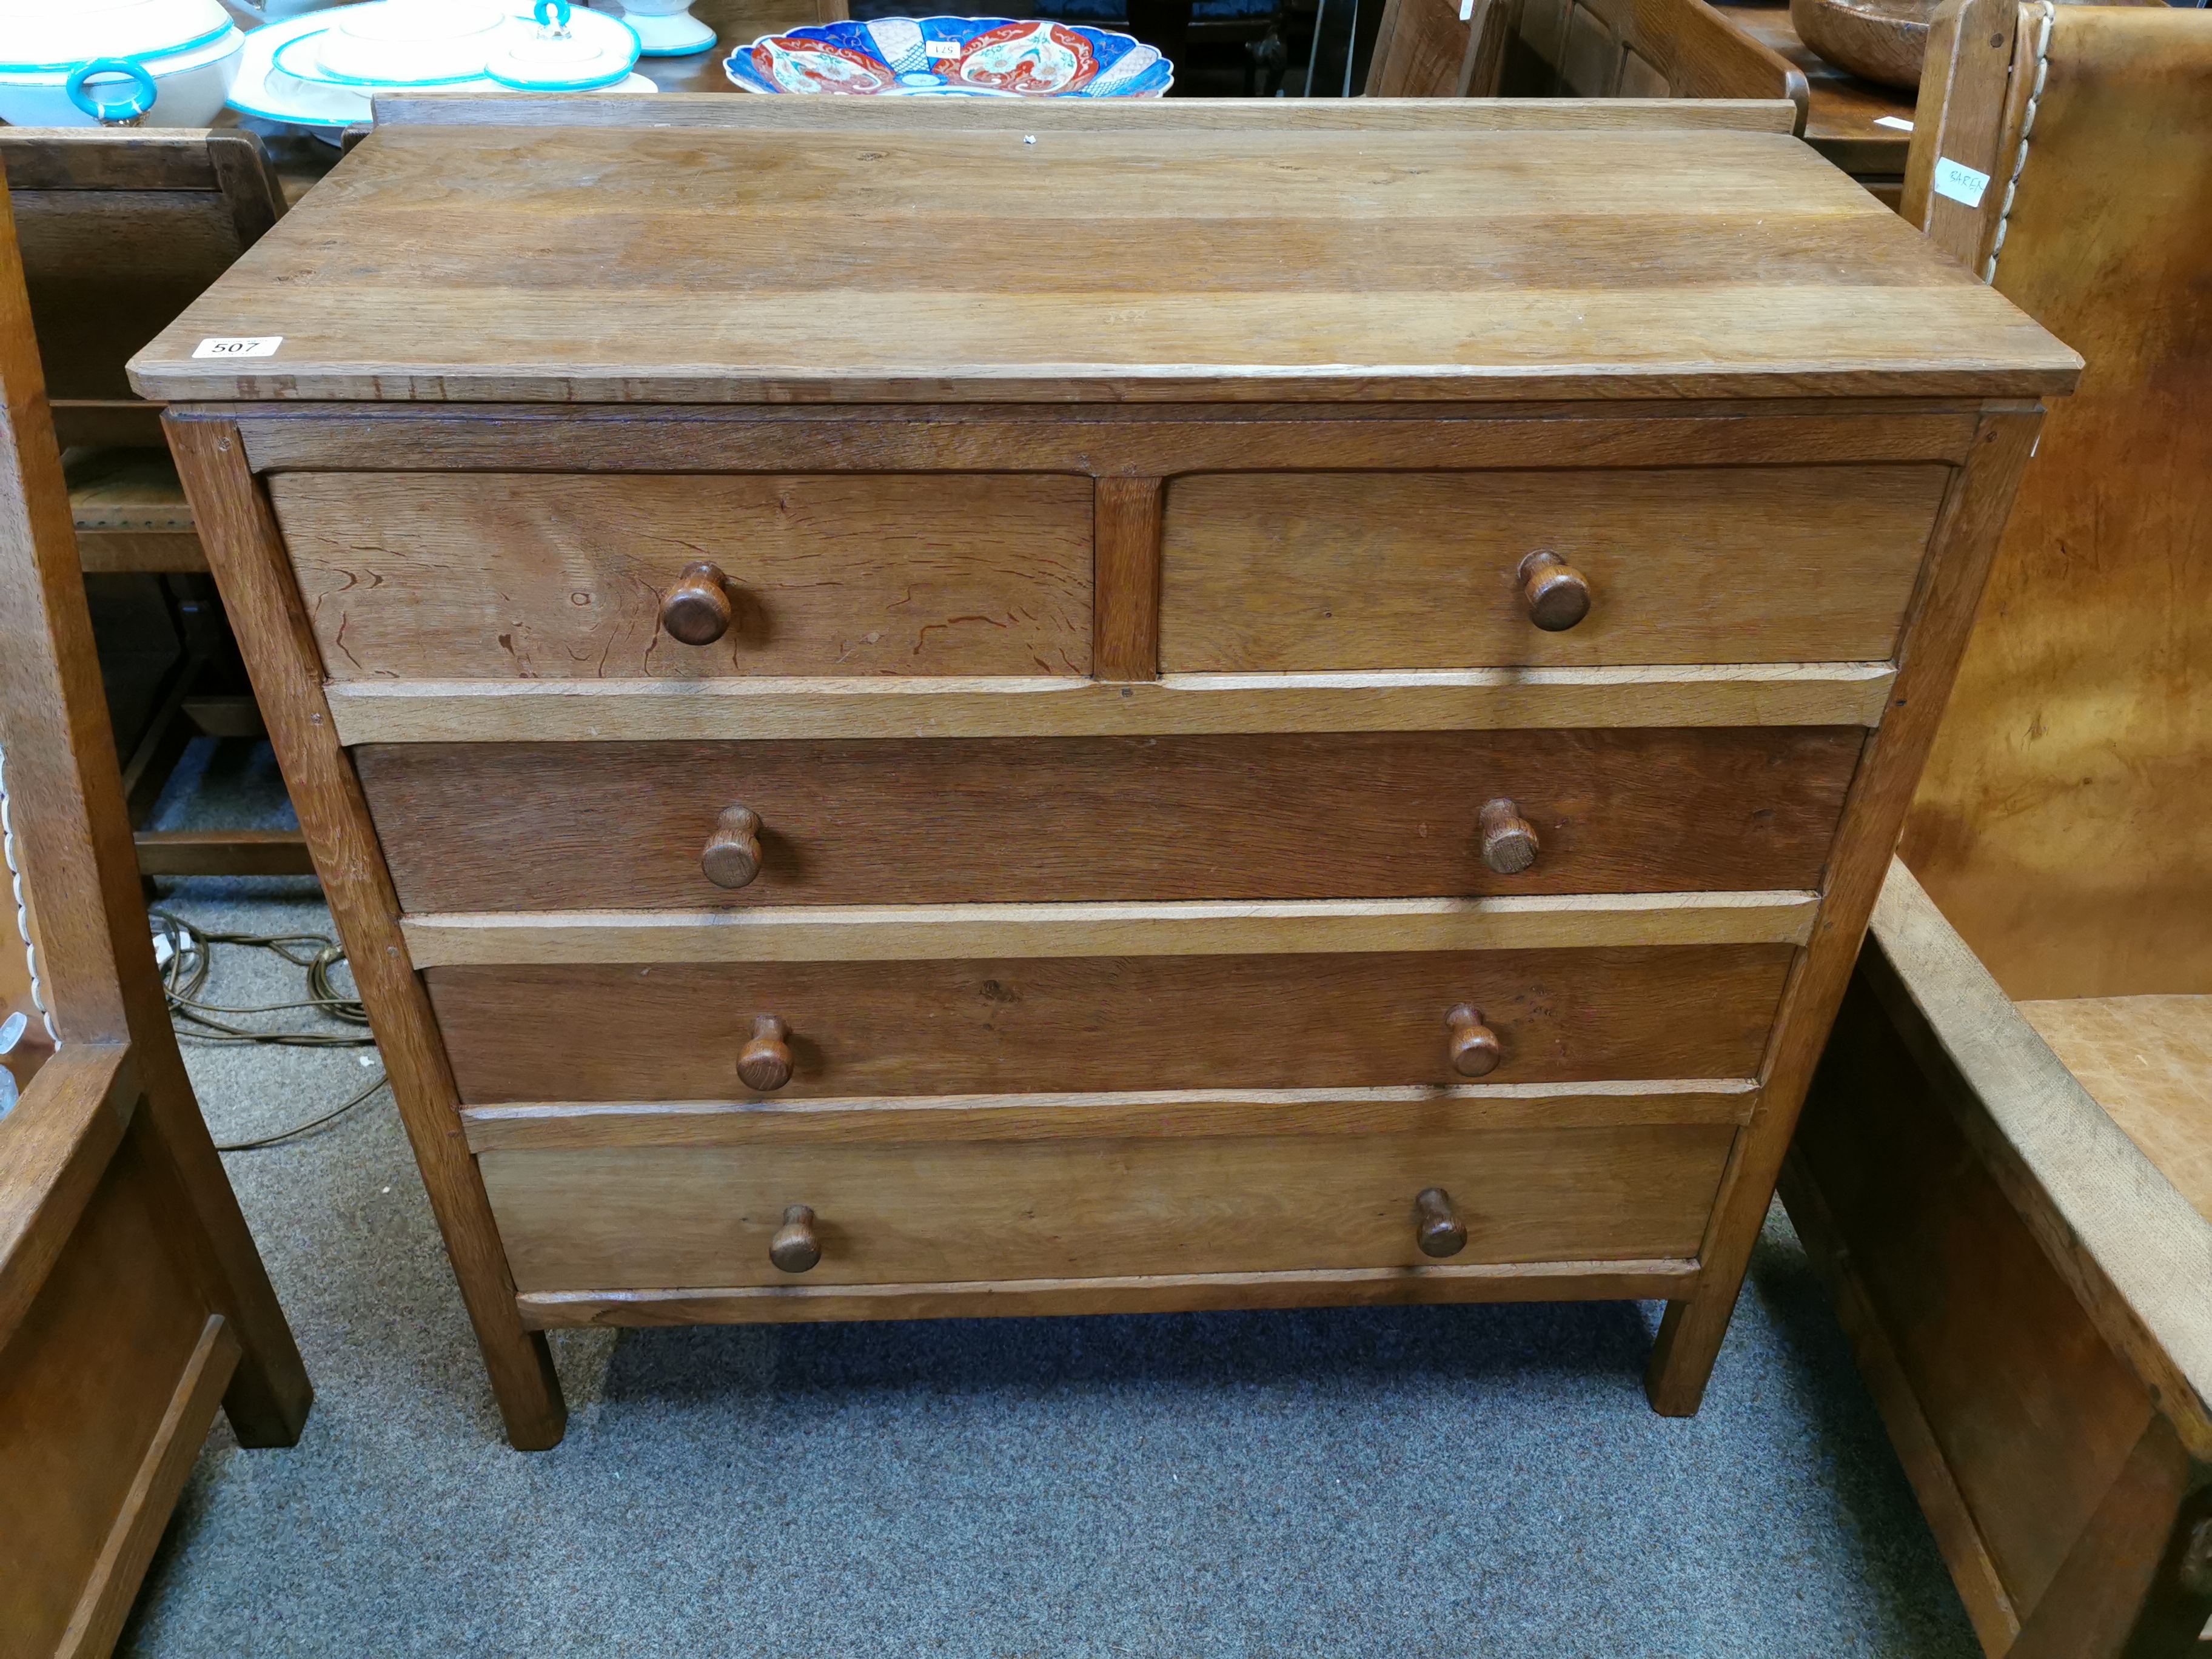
[725,15,1171,98]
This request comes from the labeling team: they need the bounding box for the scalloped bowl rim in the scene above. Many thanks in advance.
[724,16,1173,98]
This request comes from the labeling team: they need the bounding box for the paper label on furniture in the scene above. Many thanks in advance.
[1459,0,1474,18]
[1931,158,1989,209]
[1873,115,1912,131]
[192,336,283,360]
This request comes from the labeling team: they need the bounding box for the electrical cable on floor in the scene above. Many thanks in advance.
[213,1070,390,1153]
[149,910,389,1150]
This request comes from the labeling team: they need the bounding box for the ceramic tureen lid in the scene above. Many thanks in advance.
[486,1,641,90]
[264,0,637,92]
[0,0,233,72]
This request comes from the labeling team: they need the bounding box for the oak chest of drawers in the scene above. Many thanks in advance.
[134,94,2079,1449]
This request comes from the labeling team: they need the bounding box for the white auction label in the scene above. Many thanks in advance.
[1459,0,1473,17]
[192,336,283,360]
[1873,115,1913,132]
[924,38,961,55]
[1931,157,1989,208]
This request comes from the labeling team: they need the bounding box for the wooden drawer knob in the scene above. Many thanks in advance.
[1478,798,1540,875]
[662,561,734,646]
[769,1204,820,1273]
[1415,1187,1467,1258]
[1518,550,1591,632]
[701,805,763,889]
[737,1014,794,1093]
[1447,1004,1503,1077]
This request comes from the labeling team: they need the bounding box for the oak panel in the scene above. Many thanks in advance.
[132,126,2079,405]
[324,664,1899,743]
[428,943,1792,1102]
[401,891,1820,967]
[479,1116,1740,1290]
[1161,466,1951,669]
[460,1080,1760,1150]
[517,1258,1703,1328]
[2015,996,2212,1225]
[267,471,1094,681]
[0,1132,211,1658]
[1793,970,2160,1629]
[356,727,1862,911]
[225,403,1988,477]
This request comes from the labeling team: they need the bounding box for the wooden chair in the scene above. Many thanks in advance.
[0,129,312,879]
[0,152,311,1659]
[1791,6,2212,1653]
[1367,0,1809,122]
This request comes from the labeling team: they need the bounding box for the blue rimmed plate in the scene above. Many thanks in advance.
[725,15,1170,97]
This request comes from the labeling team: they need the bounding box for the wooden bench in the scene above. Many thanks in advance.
[1791,5,2212,1652]
[0,131,311,879]
[0,160,310,1659]
[1366,0,1809,126]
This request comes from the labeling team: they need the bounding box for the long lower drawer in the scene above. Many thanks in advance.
[427,943,1792,1102]
[354,727,1862,910]
[471,1094,1742,1292]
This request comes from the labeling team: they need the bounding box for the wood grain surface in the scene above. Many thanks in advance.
[1900,5,2212,1000]
[1366,0,1505,96]
[515,1256,1704,1328]
[223,403,1989,477]
[1644,408,2046,1415]
[53,1312,237,1659]
[167,417,566,1449]
[2015,996,2212,1228]
[1092,475,1162,682]
[477,1118,1739,1290]
[0,1127,223,1658]
[0,187,308,1447]
[1794,976,2157,1629]
[1854,861,2212,1464]
[1790,869,2212,1653]
[355,728,1860,910]
[0,1048,134,1346]
[400,891,1821,967]
[268,472,1094,680]
[323,664,1899,745]
[460,1079,1760,1151]
[1503,0,1811,119]
[1159,466,1949,669]
[427,943,1792,1102]
[1714,1,1913,169]
[130,122,2079,405]
[1778,1143,2024,1651]
[1899,0,2022,273]
[372,91,1800,132]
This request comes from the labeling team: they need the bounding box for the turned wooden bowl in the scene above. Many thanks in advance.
[1789,0,1937,89]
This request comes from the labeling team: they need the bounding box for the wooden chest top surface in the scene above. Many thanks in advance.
[130,112,2079,406]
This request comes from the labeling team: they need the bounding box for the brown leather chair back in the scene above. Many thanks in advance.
[1899,2,2212,997]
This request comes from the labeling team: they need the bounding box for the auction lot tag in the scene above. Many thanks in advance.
[1931,158,1989,209]
[192,336,284,360]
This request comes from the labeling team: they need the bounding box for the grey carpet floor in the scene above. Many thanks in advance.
[116,739,1980,1657]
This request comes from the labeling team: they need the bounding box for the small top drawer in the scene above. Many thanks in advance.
[268,472,1094,681]
[1159,466,1952,671]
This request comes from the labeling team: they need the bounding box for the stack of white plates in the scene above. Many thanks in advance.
[230,0,653,139]
[0,0,245,127]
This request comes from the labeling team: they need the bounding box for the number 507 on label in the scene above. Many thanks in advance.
[192,336,284,360]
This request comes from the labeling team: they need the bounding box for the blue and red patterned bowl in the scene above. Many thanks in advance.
[725,15,1171,97]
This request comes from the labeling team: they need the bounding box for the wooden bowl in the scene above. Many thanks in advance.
[1789,0,1937,89]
